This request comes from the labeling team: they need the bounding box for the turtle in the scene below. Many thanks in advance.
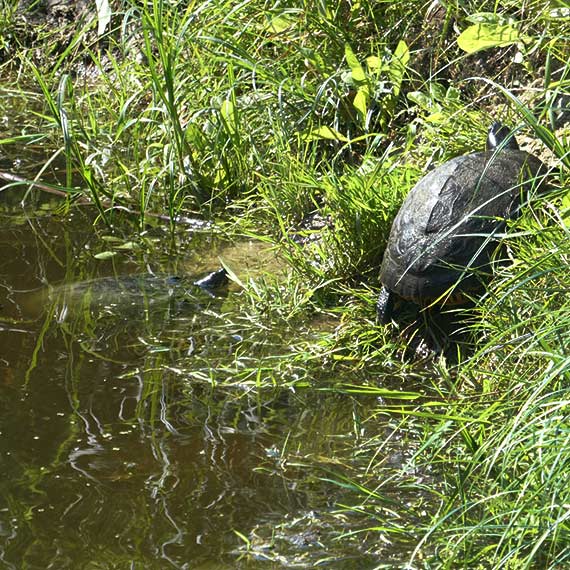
[42,267,229,318]
[377,122,545,324]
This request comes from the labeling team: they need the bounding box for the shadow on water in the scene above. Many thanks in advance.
[0,190,418,569]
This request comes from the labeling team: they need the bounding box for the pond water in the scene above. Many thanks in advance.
[0,182,417,569]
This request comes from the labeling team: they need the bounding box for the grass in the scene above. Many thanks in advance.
[2,0,570,567]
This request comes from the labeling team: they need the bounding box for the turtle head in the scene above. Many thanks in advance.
[487,121,519,151]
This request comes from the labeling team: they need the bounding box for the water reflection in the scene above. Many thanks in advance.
[0,200,388,569]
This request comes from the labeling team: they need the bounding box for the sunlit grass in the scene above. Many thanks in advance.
[1,0,570,567]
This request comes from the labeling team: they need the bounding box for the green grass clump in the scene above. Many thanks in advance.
[338,215,570,568]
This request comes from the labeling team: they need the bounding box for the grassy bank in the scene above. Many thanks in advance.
[2,0,570,567]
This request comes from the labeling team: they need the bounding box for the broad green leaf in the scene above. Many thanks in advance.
[366,55,381,71]
[302,126,349,142]
[220,99,235,120]
[426,111,446,123]
[341,70,354,86]
[457,23,521,53]
[389,40,409,95]
[94,251,117,260]
[115,241,137,251]
[407,91,434,110]
[353,87,369,119]
[220,99,237,133]
[393,40,410,68]
[265,14,296,33]
[429,82,446,101]
[446,86,462,101]
[345,44,366,83]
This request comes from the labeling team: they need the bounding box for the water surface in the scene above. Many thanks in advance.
[0,190,403,569]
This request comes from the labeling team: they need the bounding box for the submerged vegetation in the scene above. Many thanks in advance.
[2,0,570,567]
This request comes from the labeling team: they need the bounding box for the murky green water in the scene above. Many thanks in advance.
[0,185,406,569]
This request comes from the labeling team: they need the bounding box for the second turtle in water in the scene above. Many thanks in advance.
[377,122,545,324]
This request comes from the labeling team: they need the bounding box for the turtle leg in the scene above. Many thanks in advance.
[377,286,395,324]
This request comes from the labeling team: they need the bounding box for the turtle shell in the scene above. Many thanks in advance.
[380,150,544,304]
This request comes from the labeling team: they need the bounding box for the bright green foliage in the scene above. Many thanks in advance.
[255,153,415,288]
[405,215,570,568]
[457,21,523,53]
[2,0,570,568]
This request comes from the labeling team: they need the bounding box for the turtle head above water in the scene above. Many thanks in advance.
[487,121,520,151]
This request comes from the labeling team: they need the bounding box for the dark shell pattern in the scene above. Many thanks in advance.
[379,149,544,304]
